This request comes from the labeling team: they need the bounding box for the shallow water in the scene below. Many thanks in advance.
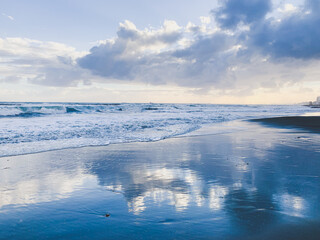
[1,121,320,239]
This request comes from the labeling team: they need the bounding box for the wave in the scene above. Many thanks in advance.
[0,112,47,118]
[0,105,92,118]
[0,102,319,157]
[0,103,182,118]
[66,107,80,113]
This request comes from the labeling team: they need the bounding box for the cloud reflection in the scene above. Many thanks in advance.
[0,170,97,209]
[0,154,97,210]
[274,193,306,217]
[1,121,320,238]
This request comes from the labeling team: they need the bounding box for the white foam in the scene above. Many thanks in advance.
[0,103,318,157]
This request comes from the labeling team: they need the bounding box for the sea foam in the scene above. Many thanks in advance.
[0,102,318,157]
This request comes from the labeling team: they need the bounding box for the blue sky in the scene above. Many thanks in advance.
[1,0,319,104]
[1,0,218,50]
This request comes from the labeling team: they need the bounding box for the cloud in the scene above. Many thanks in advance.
[2,13,14,21]
[1,0,320,97]
[0,38,89,86]
[249,0,320,59]
[277,4,298,14]
[211,0,320,61]
[78,19,240,89]
[77,15,312,92]
[30,60,88,87]
[78,20,183,79]
[213,0,272,29]
[170,33,236,88]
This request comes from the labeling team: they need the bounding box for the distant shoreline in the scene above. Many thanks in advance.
[251,116,320,132]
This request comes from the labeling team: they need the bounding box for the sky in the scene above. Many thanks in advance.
[1,0,319,104]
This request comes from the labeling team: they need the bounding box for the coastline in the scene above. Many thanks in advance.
[2,115,317,159]
[1,118,320,239]
[0,103,317,158]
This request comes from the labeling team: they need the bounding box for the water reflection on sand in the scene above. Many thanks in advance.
[1,121,320,239]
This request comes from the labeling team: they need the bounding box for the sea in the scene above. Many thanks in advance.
[0,102,318,157]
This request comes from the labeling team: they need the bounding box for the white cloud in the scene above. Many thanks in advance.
[2,13,14,21]
[0,37,90,86]
[200,16,211,24]
[277,3,298,13]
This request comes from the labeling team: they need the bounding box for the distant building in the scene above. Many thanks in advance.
[305,96,320,107]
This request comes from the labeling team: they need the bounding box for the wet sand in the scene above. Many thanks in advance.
[1,119,320,239]
[251,116,320,132]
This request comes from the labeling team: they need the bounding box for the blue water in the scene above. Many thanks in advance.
[0,102,318,157]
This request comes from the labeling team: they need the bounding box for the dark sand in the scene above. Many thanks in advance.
[251,116,320,132]
[1,119,320,239]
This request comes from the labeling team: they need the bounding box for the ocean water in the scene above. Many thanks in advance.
[0,102,318,157]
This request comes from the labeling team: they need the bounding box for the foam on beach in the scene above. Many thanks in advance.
[0,102,319,157]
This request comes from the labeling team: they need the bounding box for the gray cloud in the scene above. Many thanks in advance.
[78,21,237,90]
[78,43,137,79]
[30,60,87,87]
[213,0,272,29]
[170,33,236,88]
[173,33,233,61]
[78,20,183,80]
[212,0,320,61]
[249,0,320,59]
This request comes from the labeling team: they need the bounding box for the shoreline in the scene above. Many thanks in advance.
[0,124,242,159]
[2,116,320,159]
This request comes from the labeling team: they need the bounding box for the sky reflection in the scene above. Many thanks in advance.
[1,121,320,239]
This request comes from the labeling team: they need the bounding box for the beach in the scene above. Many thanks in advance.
[1,117,320,239]
[2,0,319,238]
[2,0,320,238]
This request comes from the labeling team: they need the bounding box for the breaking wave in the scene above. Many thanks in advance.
[0,102,318,157]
